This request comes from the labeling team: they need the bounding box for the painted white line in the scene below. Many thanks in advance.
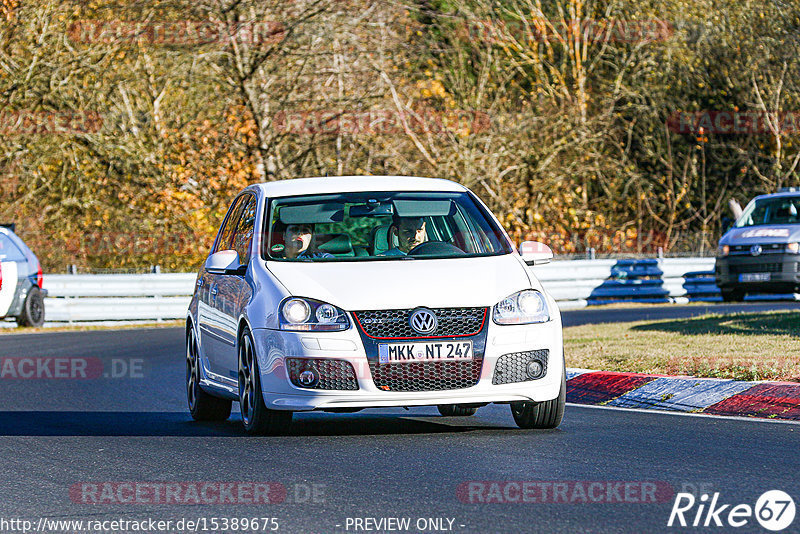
[566,368,787,386]
[567,402,800,426]
[0,319,174,328]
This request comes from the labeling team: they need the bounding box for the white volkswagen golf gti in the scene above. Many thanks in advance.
[186,176,565,435]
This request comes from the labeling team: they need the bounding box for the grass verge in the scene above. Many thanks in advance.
[0,320,184,335]
[563,311,800,382]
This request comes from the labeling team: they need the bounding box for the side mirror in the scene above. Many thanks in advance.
[519,241,553,266]
[205,250,246,275]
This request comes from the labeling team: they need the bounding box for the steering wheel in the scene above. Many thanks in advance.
[407,241,466,257]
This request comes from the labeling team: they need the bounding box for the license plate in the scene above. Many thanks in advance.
[378,341,473,364]
[740,273,771,282]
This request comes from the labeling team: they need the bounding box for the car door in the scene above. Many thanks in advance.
[212,193,257,378]
[198,196,245,381]
[0,232,25,318]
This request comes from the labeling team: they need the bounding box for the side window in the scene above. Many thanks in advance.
[0,234,26,262]
[451,206,480,253]
[231,195,257,264]
[213,197,245,253]
[430,216,453,242]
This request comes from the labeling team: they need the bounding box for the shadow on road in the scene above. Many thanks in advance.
[0,411,512,437]
[630,311,798,337]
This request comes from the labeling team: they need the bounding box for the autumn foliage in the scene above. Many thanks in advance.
[1,0,798,271]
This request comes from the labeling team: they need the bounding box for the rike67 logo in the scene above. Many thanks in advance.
[668,490,795,531]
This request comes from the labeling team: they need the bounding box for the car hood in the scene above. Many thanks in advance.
[266,254,537,310]
[721,225,800,245]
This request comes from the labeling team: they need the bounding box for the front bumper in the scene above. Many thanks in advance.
[251,320,564,411]
[715,253,800,292]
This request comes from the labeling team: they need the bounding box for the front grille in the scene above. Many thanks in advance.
[493,349,549,385]
[286,358,359,390]
[369,360,483,391]
[728,263,782,274]
[353,307,487,339]
[731,243,783,253]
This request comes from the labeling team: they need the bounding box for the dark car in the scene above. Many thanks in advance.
[715,189,800,301]
[0,224,46,327]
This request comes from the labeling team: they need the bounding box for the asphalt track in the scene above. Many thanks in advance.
[0,303,798,533]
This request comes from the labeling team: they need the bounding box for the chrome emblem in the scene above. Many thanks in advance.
[409,308,437,335]
[750,244,762,256]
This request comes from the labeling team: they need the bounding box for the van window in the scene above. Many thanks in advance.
[0,234,26,262]
[736,196,800,227]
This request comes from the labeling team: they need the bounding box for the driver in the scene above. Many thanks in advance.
[283,223,333,259]
[381,216,427,256]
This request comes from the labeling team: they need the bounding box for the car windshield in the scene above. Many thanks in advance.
[263,191,513,261]
[735,196,800,227]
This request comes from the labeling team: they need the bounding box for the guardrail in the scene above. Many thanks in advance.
[531,258,722,309]
[39,258,792,322]
[43,273,196,322]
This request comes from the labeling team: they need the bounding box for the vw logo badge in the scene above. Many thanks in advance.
[750,244,762,256]
[409,308,437,335]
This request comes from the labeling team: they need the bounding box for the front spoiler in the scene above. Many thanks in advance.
[263,380,561,411]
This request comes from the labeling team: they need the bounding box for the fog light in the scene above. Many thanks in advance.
[298,368,318,387]
[526,360,544,379]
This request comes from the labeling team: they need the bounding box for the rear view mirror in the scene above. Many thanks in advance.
[205,250,246,275]
[519,241,553,266]
[349,202,394,217]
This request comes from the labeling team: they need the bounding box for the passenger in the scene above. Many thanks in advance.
[283,223,334,259]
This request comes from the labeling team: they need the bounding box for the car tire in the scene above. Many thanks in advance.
[186,326,232,421]
[238,329,292,436]
[721,289,745,302]
[510,365,566,429]
[16,287,45,327]
[437,404,478,417]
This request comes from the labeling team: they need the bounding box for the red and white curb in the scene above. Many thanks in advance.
[566,369,800,421]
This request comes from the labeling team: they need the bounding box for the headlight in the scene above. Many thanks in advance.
[283,299,311,324]
[280,298,349,331]
[493,290,550,325]
[717,244,730,257]
[787,242,799,253]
